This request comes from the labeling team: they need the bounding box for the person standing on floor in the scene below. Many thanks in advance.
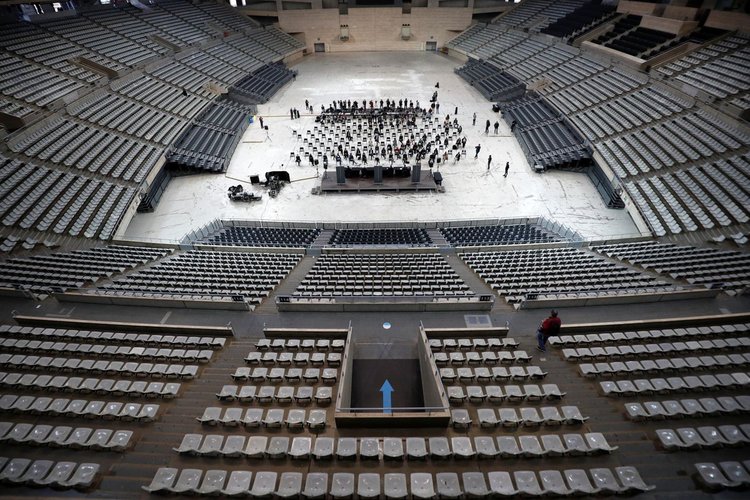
[504,162,510,177]
[259,116,264,129]
[536,310,562,353]
[290,108,294,120]
[474,144,481,159]
[487,155,492,170]
[454,106,458,115]
[472,112,477,126]
[493,121,499,134]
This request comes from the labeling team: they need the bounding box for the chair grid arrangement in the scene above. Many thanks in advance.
[97,249,301,303]
[439,223,559,247]
[461,247,678,304]
[593,240,750,294]
[0,244,171,293]
[198,225,322,248]
[293,253,472,297]
[328,228,433,247]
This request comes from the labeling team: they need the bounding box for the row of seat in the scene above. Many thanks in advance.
[439,224,558,247]
[0,355,198,378]
[625,396,750,421]
[256,338,346,351]
[428,337,518,351]
[0,372,180,398]
[439,365,548,382]
[562,338,749,361]
[450,406,588,428]
[197,407,327,429]
[600,373,750,396]
[243,351,342,366]
[143,467,653,497]
[447,383,565,403]
[199,226,321,248]
[0,394,159,421]
[578,353,750,377]
[548,323,749,346]
[0,422,132,451]
[215,385,332,404]
[0,339,214,362]
[656,424,750,451]
[0,458,98,490]
[434,350,532,365]
[174,431,615,461]
[230,367,338,383]
[0,324,227,348]
[695,461,750,490]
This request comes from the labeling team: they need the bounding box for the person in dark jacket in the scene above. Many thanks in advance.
[536,310,561,352]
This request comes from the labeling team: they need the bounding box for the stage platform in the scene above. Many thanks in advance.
[317,172,441,193]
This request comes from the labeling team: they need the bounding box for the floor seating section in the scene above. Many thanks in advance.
[461,247,678,304]
[328,228,432,247]
[97,249,301,304]
[0,245,171,293]
[198,225,322,248]
[439,223,559,246]
[593,240,750,294]
[142,467,654,496]
[293,253,472,297]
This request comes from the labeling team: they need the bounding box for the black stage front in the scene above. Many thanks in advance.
[318,172,440,193]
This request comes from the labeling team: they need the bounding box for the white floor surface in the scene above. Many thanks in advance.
[124,51,642,242]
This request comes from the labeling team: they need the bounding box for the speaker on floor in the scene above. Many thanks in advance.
[411,163,421,184]
[374,165,383,184]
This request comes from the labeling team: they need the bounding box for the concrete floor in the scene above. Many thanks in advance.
[124,51,642,243]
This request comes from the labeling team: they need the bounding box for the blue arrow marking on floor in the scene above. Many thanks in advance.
[380,380,394,414]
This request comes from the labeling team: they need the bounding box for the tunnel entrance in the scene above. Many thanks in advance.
[351,358,424,411]
[335,325,450,427]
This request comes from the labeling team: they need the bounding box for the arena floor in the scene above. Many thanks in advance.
[124,51,642,242]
